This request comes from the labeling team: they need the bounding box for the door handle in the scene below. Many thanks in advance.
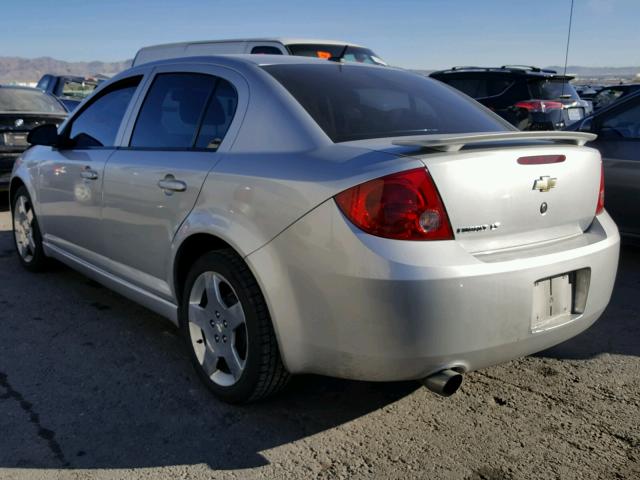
[158,175,187,193]
[80,167,98,180]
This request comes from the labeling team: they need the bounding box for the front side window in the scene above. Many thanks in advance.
[263,64,510,142]
[68,77,140,148]
[600,101,640,139]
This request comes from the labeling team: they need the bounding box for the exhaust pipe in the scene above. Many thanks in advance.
[422,369,463,397]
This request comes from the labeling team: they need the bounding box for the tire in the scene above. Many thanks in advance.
[12,186,48,272]
[179,249,289,404]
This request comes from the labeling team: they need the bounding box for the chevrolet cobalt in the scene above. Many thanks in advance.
[12,56,619,403]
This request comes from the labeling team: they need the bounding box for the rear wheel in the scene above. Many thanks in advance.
[180,249,289,403]
[12,186,47,272]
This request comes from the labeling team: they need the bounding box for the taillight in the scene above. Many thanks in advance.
[596,163,605,215]
[334,168,453,241]
[514,100,563,112]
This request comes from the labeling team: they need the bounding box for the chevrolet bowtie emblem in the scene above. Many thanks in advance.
[533,176,557,192]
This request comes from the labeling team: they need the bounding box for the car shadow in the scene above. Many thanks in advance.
[0,229,418,470]
[0,227,637,471]
[0,195,8,213]
[537,244,640,360]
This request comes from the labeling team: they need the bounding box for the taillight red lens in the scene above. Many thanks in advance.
[334,168,453,240]
[514,100,563,112]
[596,163,605,215]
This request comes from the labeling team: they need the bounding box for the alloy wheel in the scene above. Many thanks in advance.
[187,271,248,387]
[13,195,36,263]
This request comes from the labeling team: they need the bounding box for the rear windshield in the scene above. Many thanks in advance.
[263,64,510,142]
[0,88,66,113]
[287,44,386,66]
[529,79,579,100]
[61,79,98,100]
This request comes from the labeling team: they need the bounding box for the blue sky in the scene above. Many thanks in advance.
[1,0,638,68]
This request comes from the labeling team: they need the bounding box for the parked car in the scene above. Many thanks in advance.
[430,66,592,130]
[590,84,640,111]
[14,55,619,403]
[133,37,387,66]
[36,74,101,111]
[0,86,67,195]
[566,90,640,239]
[574,84,605,101]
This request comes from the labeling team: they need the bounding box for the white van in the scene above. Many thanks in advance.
[132,37,386,67]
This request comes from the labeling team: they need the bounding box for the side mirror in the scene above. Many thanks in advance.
[27,124,60,147]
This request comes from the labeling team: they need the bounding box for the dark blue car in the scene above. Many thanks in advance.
[36,74,101,111]
[566,90,640,240]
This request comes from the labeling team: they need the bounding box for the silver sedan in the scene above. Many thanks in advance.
[11,55,620,403]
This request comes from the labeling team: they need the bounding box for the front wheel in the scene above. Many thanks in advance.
[12,186,48,272]
[180,250,289,403]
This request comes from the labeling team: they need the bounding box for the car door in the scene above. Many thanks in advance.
[37,74,144,263]
[590,96,640,237]
[100,65,245,300]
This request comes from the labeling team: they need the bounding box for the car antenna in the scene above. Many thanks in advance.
[329,45,349,63]
[561,0,575,98]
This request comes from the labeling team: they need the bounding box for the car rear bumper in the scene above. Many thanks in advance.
[247,200,620,381]
[0,152,20,192]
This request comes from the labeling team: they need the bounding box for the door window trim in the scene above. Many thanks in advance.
[58,72,148,150]
[117,64,247,154]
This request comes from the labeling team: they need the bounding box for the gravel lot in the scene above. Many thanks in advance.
[0,202,638,480]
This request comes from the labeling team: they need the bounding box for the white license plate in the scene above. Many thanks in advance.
[531,273,573,332]
[4,132,29,146]
[567,108,583,121]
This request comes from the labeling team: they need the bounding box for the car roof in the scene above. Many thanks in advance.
[128,53,387,70]
[138,37,365,50]
[431,65,573,80]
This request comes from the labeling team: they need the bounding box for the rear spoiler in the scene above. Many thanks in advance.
[392,131,597,152]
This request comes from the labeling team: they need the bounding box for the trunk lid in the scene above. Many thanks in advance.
[356,132,602,253]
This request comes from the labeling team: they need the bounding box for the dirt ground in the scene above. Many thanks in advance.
[0,203,638,480]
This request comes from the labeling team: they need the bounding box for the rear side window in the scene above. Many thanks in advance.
[68,77,140,148]
[251,46,283,55]
[263,64,510,142]
[528,79,578,100]
[195,79,238,149]
[130,73,237,150]
[437,76,512,99]
[131,73,214,148]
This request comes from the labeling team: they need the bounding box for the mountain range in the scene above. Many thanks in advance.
[0,57,131,84]
[1,56,638,84]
